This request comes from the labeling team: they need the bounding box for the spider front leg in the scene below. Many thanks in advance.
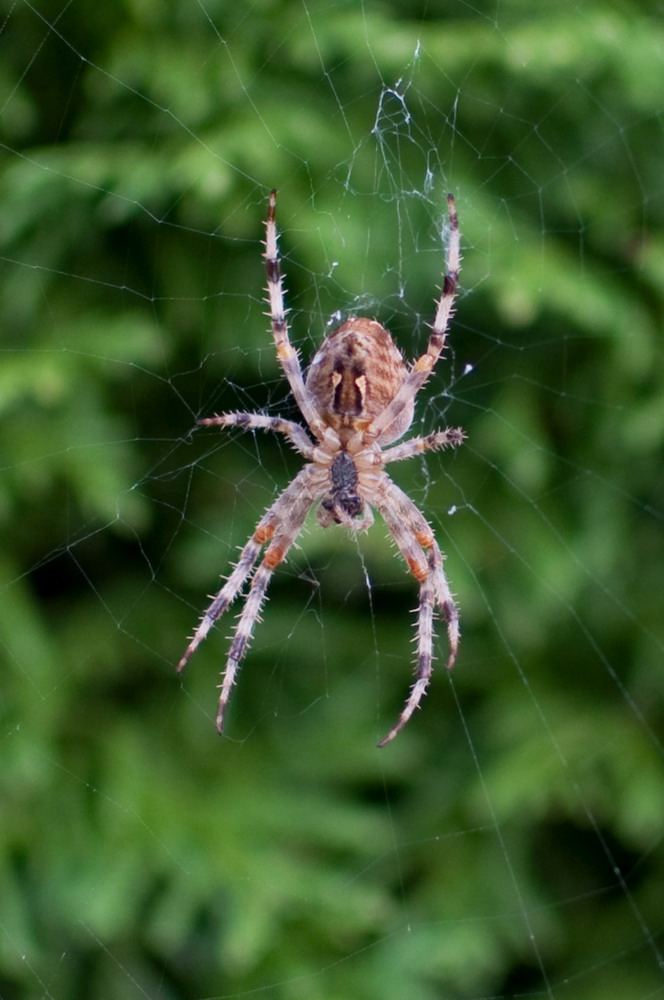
[215,467,323,733]
[377,557,437,748]
[370,476,459,746]
[178,464,324,733]
[177,531,264,674]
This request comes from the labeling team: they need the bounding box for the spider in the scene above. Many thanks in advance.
[178,190,465,746]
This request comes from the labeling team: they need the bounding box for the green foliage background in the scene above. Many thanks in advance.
[2,1,664,998]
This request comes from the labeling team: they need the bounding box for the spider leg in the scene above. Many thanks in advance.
[265,191,328,442]
[369,195,461,443]
[378,559,436,748]
[199,411,316,459]
[177,465,322,674]
[381,426,465,465]
[178,529,267,675]
[368,475,459,746]
[216,465,324,733]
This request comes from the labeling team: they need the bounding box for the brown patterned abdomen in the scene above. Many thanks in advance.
[305,318,414,443]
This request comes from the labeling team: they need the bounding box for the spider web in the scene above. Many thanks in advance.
[2,1,664,998]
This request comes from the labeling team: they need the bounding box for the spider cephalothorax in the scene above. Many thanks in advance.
[179,190,465,746]
[319,452,364,525]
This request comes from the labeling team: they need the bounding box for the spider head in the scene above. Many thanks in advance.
[318,452,366,527]
[319,493,363,524]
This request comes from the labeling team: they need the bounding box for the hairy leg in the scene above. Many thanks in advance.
[215,467,324,732]
[178,465,323,677]
[264,191,327,440]
[381,426,465,465]
[370,195,461,443]
[368,475,459,745]
[199,411,316,459]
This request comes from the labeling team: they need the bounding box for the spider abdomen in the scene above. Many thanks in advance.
[306,317,414,443]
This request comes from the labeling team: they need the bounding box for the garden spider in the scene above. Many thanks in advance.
[179,190,464,746]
